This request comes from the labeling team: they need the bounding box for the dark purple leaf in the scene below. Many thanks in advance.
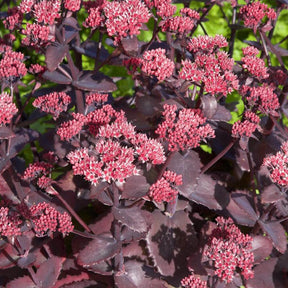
[0,126,15,139]
[258,220,287,254]
[201,94,217,119]
[17,253,36,269]
[62,17,81,30]
[121,36,138,55]
[122,175,150,200]
[251,235,273,264]
[0,174,18,201]
[90,183,113,205]
[6,276,36,288]
[113,206,148,233]
[73,71,117,92]
[246,258,277,288]
[0,244,19,269]
[42,66,72,85]
[115,260,166,288]
[73,41,109,60]
[211,103,232,122]
[167,151,201,199]
[121,227,146,243]
[77,233,121,266]
[146,210,197,277]
[45,43,68,72]
[189,174,229,210]
[135,95,161,116]
[84,260,113,276]
[235,147,250,171]
[34,256,64,288]
[261,184,285,204]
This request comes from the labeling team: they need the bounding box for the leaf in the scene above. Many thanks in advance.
[258,220,287,254]
[251,235,273,264]
[0,126,15,139]
[113,206,148,233]
[6,276,36,288]
[77,233,121,266]
[45,43,68,72]
[42,66,72,85]
[189,174,229,210]
[167,151,201,199]
[0,244,19,269]
[73,71,117,92]
[122,175,150,200]
[225,192,258,226]
[246,258,278,288]
[90,183,113,206]
[146,210,197,277]
[121,36,139,55]
[200,94,218,119]
[34,256,64,288]
[73,41,110,60]
[261,184,285,204]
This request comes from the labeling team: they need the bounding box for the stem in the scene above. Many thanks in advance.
[46,186,93,233]
[259,31,271,66]
[201,139,236,174]
[228,7,237,57]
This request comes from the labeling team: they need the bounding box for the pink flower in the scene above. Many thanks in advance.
[19,0,36,14]
[30,202,73,237]
[29,63,45,74]
[3,7,23,30]
[141,48,175,81]
[181,272,207,288]
[33,0,61,25]
[156,105,215,151]
[0,92,18,125]
[85,93,108,105]
[203,217,254,283]
[64,0,81,11]
[232,111,260,138]
[0,207,22,237]
[263,141,288,187]
[33,92,71,119]
[149,170,182,202]
[143,0,176,17]
[83,7,105,28]
[240,2,276,33]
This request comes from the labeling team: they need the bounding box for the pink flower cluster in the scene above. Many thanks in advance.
[83,0,106,28]
[33,92,71,119]
[141,48,175,81]
[180,35,238,96]
[181,272,207,288]
[0,206,22,237]
[103,0,151,43]
[85,92,108,105]
[0,50,27,83]
[161,8,200,34]
[30,202,74,237]
[3,7,23,30]
[203,217,254,283]
[242,84,279,113]
[156,104,215,151]
[149,170,182,203]
[22,23,53,47]
[263,141,288,187]
[23,161,53,189]
[232,111,260,138]
[33,0,61,25]
[241,47,268,79]
[144,0,176,18]
[64,0,81,12]
[63,103,165,184]
[0,92,18,126]
[240,1,277,33]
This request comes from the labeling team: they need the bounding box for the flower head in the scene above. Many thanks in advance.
[232,111,260,138]
[0,92,18,125]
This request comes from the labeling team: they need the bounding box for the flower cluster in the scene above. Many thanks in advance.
[156,104,215,151]
[83,0,106,28]
[263,141,288,187]
[181,35,238,96]
[242,84,279,113]
[85,92,108,105]
[240,1,276,33]
[103,0,151,44]
[0,92,18,126]
[3,7,23,30]
[161,8,200,35]
[64,0,81,11]
[33,0,61,25]
[203,217,254,283]
[22,161,53,189]
[0,206,22,237]
[33,92,71,119]
[144,0,176,18]
[181,272,207,288]
[141,48,175,81]
[241,47,268,79]
[232,111,260,138]
[0,50,27,84]
[149,170,183,203]
[30,202,74,237]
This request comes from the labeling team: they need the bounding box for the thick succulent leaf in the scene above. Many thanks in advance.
[45,43,68,72]
[251,235,273,264]
[0,173,18,201]
[73,71,117,92]
[261,184,285,204]
[246,258,277,288]
[120,226,146,243]
[90,183,113,206]
[0,126,15,139]
[135,95,161,116]
[113,206,148,233]
[189,174,229,210]
[167,151,201,199]
[6,276,36,288]
[225,192,258,226]
[121,36,138,55]
[235,147,250,171]
[73,41,109,60]
[42,67,72,85]
[77,233,120,266]
[115,260,166,288]
[84,260,113,276]
[122,175,150,200]
[200,94,218,119]
[0,244,19,269]
[146,210,197,277]
[34,256,64,288]
[258,220,287,254]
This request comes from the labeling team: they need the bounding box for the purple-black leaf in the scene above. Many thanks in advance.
[42,65,72,85]
[258,220,287,254]
[122,175,150,200]
[0,126,15,139]
[246,258,278,288]
[251,235,273,264]
[261,184,285,204]
[73,40,110,60]
[200,94,218,119]
[6,276,36,288]
[45,43,68,72]
[121,36,138,55]
[112,206,148,233]
[77,233,121,266]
